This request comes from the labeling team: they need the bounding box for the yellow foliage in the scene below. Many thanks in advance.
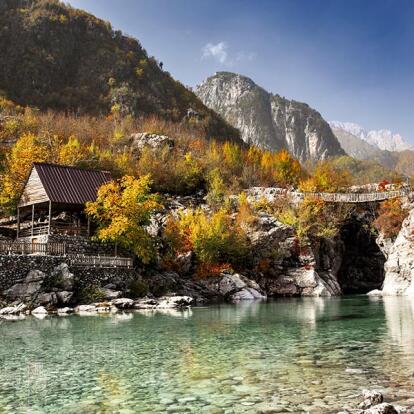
[300,161,350,192]
[275,196,352,241]
[0,133,50,212]
[206,168,227,209]
[166,207,248,271]
[58,136,87,165]
[86,175,162,264]
[236,192,256,227]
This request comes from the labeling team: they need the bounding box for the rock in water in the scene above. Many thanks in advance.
[74,305,97,313]
[362,403,399,414]
[0,303,27,315]
[196,72,345,162]
[111,298,134,309]
[216,273,266,302]
[359,390,384,409]
[32,306,48,315]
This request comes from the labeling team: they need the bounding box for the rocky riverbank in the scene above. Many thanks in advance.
[337,389,412,414]
[0,190,413,312]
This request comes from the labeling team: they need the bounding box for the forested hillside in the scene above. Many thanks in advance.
[0,0,239,140]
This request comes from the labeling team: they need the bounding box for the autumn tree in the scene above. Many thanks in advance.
[300,161,350,192]
[58,136,88,166]
[0,133,50,212]
[374,199,408,239]
[86,175,162,264]
[164,207,248,276]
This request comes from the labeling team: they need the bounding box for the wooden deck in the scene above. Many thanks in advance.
[0,241,133,269]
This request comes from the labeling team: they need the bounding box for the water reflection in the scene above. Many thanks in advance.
[0,297,413,413]
[383,296,414,354]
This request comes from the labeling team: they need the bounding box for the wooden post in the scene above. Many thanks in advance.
[16,207,20,239]
[31,204,35,237]
[87,216,91,238]
[48,201,52,235]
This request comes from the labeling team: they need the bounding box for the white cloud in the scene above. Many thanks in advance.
[202,42,256,66]
[202,42,228,64]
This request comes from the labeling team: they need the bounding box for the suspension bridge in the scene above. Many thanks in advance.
[248,187,413,204]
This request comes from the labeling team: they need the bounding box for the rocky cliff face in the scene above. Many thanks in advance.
[381,207,414,296]
[196,72,345,162]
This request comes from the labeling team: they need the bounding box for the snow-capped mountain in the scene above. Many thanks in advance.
[329,121,413,152]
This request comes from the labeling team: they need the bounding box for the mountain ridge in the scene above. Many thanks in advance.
[329,121,413,152]
[196,72,345,162]
[0,0,240,141]
[331,124,414,178]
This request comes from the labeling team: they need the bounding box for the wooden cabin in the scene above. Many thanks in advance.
[17,163,112,240]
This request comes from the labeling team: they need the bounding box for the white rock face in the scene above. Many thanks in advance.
[130,132,174,155]
[31,306,48,315]
[217,273,266,302]
[382,208,414,296]
[196,72,345,162]
[330,121,413,152]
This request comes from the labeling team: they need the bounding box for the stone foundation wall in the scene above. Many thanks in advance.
[0,255,137,292]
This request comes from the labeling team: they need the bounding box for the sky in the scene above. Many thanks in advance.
[68,0,414,144]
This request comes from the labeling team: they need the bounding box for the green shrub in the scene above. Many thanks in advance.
[128,279,149,299]
[77,285,106,304]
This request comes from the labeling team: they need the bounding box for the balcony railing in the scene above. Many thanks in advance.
[68,255,133,269]
[18,223,89,238]
[0,241,132,268]
[0,241,66,256]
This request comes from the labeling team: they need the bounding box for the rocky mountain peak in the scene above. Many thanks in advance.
[329,121,413,152]
[196,72,345,162]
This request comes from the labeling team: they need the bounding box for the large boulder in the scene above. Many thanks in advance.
[51,264,74,291]
[145,271,218,304]
[362,403,399,414]
[32,306,48,315]
[3,263,77,308]
[204,273,266,302]
[130,132,174,155]
[4,269,46,304]
[262,267,338,297]
[244,212,296,262]
[0,303,26,315]
[359,390,384,410]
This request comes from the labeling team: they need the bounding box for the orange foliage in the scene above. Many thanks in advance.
[374,199,408,239]
[196,263,232,279]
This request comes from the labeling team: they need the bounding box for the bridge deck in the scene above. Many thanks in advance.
[299,189,410,203]
[248,187,412,204]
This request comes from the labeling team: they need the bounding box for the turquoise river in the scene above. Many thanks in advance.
[1,296,414,413]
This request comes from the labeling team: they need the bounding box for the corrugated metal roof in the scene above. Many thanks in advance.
[33,163,112,205]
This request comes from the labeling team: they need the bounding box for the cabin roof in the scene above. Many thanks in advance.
[20,163,112,207]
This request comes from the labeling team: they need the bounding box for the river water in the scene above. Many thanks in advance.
[0,296,414,413]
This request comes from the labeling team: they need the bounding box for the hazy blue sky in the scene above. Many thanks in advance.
[68,0,414,143]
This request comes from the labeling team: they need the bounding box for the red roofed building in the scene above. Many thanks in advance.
[17,163,112,240]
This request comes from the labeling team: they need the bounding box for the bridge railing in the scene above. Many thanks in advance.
[248,186,412,204]
[301,189,409,203]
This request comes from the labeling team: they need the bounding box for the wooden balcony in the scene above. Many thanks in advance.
[0,241,66,256]
[18,223,89,238]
